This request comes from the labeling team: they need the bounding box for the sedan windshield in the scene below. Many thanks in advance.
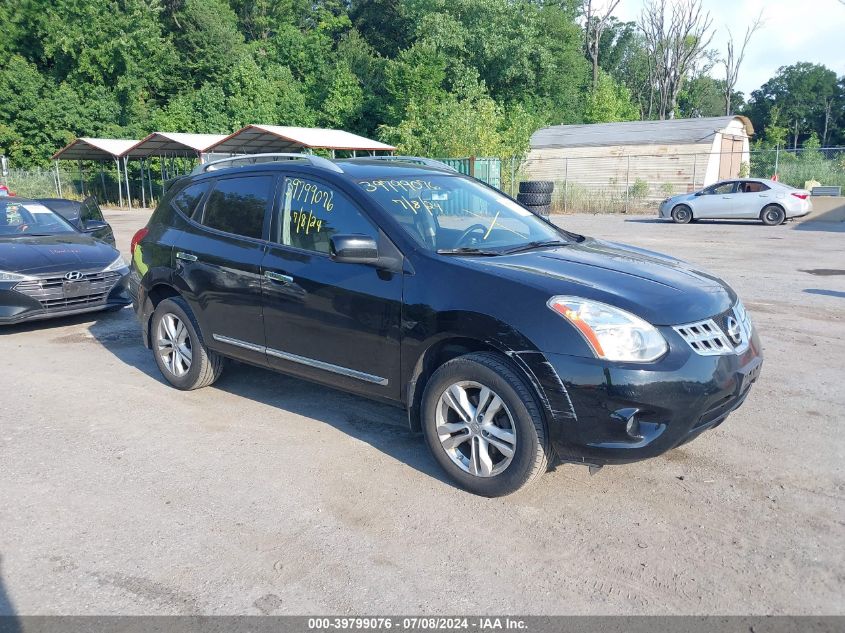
[0,200,77,237]
[357,175,566,253]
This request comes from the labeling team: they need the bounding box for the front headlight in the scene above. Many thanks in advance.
[102,255,128,272]
[547,296,668,362]
[0,270,35,282]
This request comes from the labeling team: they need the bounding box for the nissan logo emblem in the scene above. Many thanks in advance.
[64,271,83,281]
[725,316,742,346]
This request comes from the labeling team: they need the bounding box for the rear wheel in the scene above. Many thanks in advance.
[151,297,224,390]
[761,204,785,226]
[421,352,549,496]
[671,204,693,224]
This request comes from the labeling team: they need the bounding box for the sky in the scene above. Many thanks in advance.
[613,0,845,97]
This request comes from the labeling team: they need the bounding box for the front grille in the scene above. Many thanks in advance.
[674,301,753,356]
[14,270,122,312]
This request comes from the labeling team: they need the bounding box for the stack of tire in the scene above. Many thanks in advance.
[516,181,554,217]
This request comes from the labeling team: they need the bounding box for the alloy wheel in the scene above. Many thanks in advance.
[436,381,517,477]
[156,313,193,377]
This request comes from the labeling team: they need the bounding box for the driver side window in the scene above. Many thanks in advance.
[278,177,375,254]
[705,182,736,195]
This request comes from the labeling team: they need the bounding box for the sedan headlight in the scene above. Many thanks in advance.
[0,270,35,282]
[102,255,128,272]
[547,296,668,362]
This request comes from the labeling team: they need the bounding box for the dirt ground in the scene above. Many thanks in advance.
[0,208,843,615]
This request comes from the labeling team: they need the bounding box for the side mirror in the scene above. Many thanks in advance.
[694,191,703,196]
[82,219,109,233]
[330,234,379,264]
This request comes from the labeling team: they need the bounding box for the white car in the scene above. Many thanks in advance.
[659,178,812,226]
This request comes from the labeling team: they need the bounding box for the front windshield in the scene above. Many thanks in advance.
[357,175,565,252]
[0,200,76,237]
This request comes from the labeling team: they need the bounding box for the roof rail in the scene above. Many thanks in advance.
[193,152,343,174]
[347,156,458,172]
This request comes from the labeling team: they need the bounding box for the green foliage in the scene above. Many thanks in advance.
[745,62,843,148]
[628,178,649,199]
[584,72,639,123]
[0,0,841,171]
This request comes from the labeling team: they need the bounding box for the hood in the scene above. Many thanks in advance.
[461,238,736,325]
[0,232,119,275]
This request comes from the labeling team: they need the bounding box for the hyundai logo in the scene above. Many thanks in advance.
[64,271,83,281]
[725,316,742,346]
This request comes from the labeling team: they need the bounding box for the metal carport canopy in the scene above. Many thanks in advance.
[124,132,229,158]
[51,137,139,161]
[207,125,395,154]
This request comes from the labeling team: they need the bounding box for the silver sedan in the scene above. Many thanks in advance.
[659,178,812,225]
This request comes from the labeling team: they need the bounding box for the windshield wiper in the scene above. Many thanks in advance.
[436,247,501,256]
[501,239,570,255]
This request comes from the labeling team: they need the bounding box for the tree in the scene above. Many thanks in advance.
[582,0,621,90]
[721,11,763,115]
[584,71,639,123]
[638,0,715,119]
[746,63,840,148]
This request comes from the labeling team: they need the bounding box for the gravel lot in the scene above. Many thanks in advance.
[1,209,843,615]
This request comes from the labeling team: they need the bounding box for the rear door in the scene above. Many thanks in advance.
[173,173,277,365]
[734,181,771,218]
[694,181,738,219]
[260,173,403,400]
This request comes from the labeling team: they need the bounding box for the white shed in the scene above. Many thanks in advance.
[524,116,754,195]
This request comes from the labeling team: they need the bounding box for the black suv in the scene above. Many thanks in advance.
[129,155,762,496]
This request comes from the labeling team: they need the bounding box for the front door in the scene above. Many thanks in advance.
[173,173,276,365]
[261,174,403,401]
[694,181,738,219]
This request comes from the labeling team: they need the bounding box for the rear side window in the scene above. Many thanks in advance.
[172,182,210,218]
[740,181,770,193]
[201,176,273,240]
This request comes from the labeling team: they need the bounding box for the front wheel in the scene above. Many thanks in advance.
[151,297,224,390]
[761,205,785,226]
[421,352,549,496]
[671,205,693,224]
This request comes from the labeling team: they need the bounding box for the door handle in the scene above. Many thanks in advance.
[264,270,294,284]
[176,251,198,262]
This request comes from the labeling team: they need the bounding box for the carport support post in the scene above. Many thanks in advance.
[146,160,154,203]
[114,158,123,209]
[122,156,132,210]
[139,158,147,209]
[99,165,107,202]
[78,160,85,196]
[54,161,62,196]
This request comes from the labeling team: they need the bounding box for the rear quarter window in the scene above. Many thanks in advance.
[171,182,210,219]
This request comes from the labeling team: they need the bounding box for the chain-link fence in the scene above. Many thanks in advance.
[503,147,845,214]
[2,148,843,214]
[0,157,197,208]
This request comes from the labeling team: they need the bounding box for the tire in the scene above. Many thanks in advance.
[516,192,552,206]
[671,204,693,224]
[760,204,785,226]
[519,181,554,194]
[421,352,550,497]
[524,203,551,216]
[151,297,224,390]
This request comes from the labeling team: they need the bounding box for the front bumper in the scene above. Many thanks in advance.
[0,269,130,325]
[520,325,763,466]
